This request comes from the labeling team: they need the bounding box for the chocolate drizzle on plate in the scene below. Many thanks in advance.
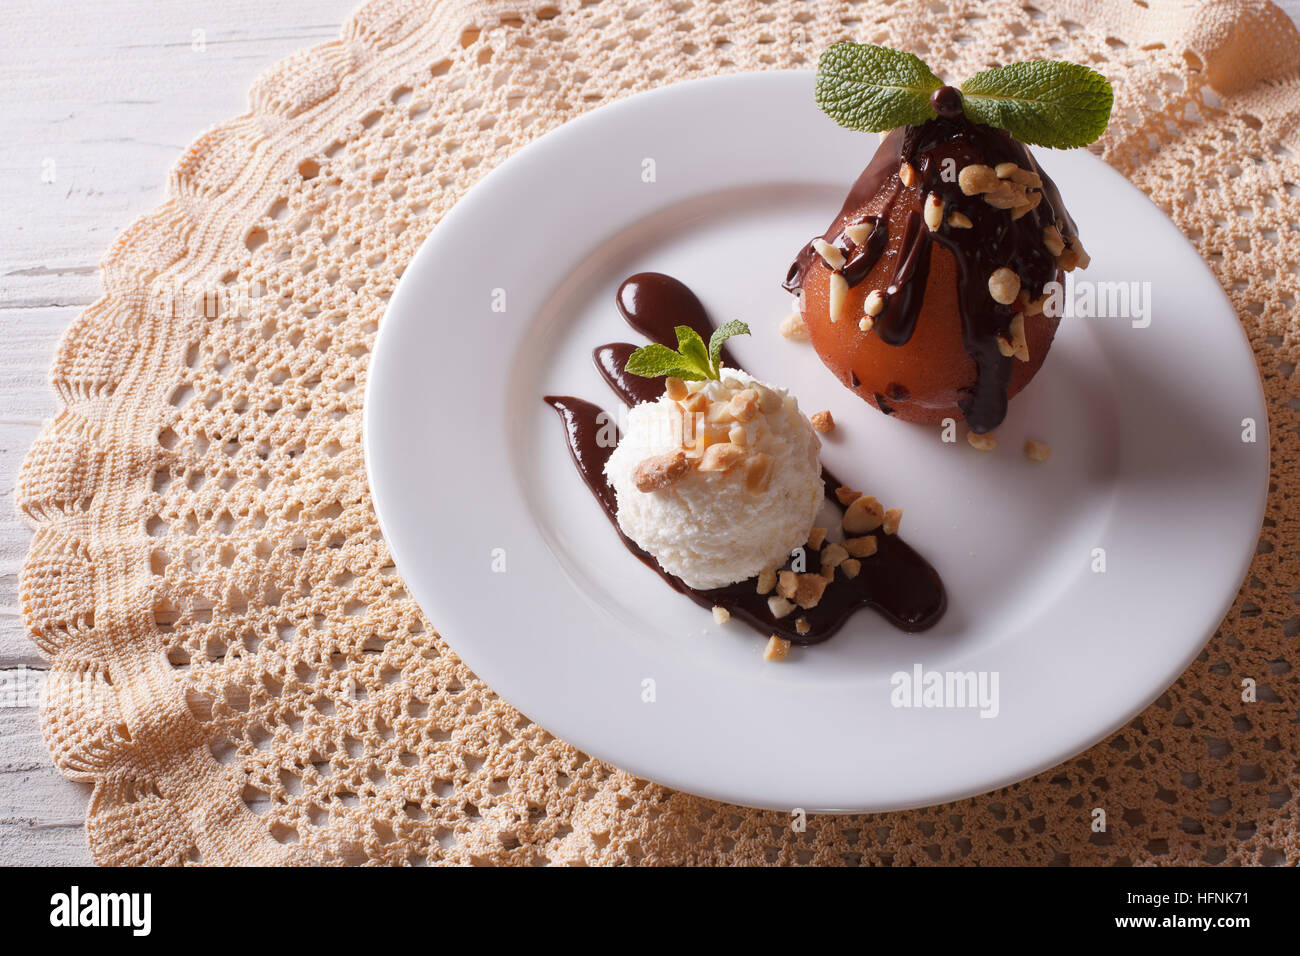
[613,272,742,371]
[784,94,1078,433]
[544,272,946,645]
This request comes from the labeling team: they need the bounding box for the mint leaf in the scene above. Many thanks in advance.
[708,320,750,377]
[623,322,752,382]
[960,60,1113,149]
[815,42,943,132]
[623,344,709,381]
[675,326,711,376]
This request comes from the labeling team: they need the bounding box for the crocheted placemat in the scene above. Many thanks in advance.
[19,0,1300,865]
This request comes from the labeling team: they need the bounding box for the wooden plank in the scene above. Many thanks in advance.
[0,0,361,867]
[0,689,92,866]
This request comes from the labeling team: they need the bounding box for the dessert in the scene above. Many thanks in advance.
[544,273,946,649]
[785,45,1112,433]
[603,370,823,590]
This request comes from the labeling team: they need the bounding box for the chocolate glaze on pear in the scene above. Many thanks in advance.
[785,87,1083,433]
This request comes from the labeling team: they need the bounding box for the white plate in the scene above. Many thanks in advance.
[365,72,1268,812]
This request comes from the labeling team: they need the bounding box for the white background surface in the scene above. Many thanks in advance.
[2,0,1296,866]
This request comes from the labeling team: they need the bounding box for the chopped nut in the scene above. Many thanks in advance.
[726,388,760,423]
[835,486,862,506]
[763,634,791,661]
[795,617,811,636]
[777,570,799,600]
[923,192,944,231]
[1009,311,1029,362]
[995,162,1043,188]
[1068,236,1091,269]
[844,221,874,244]
[1013,169,1043,188]
[1058,246,1080,272]
[727,424,748,446]
[821,542,849,568]
[767,595,795,620]
[754,384,782,413]
[1042,225,1066,257]
[810,410,834,433]
[996,334,1016,358]
[988,267,1021,305]
[794,573,829,609]
[967,430,997,452]
[1009,190,1042,220]
[807,527,828,550]
[712,605,730,625]
[756,568,777,595]
[633,450,692,492]
[982,180,1026,209]
[859,317,875,333]
[828,273,849,323]
[864,289,885,317]
[699,442,745,472]
[779,310,809,342]
[706,399,736,424]
[841,558,861,579]
[744,452,775,493]
[883,508,902,535]
[699,422,732,448]
[948,211,973,229]
[843,495,884,534]
[680,390,709,414]
[1024,439,1052,462]
[812,238,846,271]
[899,161,919,187]
[664,377,688,401]
[821,564,836,582]
[844,535,878,558]
[959,163,999,195]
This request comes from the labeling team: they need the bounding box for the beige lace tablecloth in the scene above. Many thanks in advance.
[19,0,1300,865]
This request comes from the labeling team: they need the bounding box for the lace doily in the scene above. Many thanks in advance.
[19,0,1300,865]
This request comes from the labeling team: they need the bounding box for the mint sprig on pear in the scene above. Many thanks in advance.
[814,42,1113,149]
[959,61,1113,149]
[815,43,944,132]
[624,322,750,381]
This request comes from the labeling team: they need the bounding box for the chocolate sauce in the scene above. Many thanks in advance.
[593,342,663,407]
[784,100,1078,434]
[545,273,946,645]
[876,209,933,346]
[616,272,739,370]
[783,128,909,297]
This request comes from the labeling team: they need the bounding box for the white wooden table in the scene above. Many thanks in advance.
[0,0,363,866]
[3,0,1298,867]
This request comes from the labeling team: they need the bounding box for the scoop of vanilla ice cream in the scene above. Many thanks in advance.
[604,369,823,590]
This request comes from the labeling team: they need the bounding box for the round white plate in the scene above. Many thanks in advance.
[366,72,1268,812]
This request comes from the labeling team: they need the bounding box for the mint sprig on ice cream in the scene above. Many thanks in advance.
[815,42,1113,149]
[624,321,750,381]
